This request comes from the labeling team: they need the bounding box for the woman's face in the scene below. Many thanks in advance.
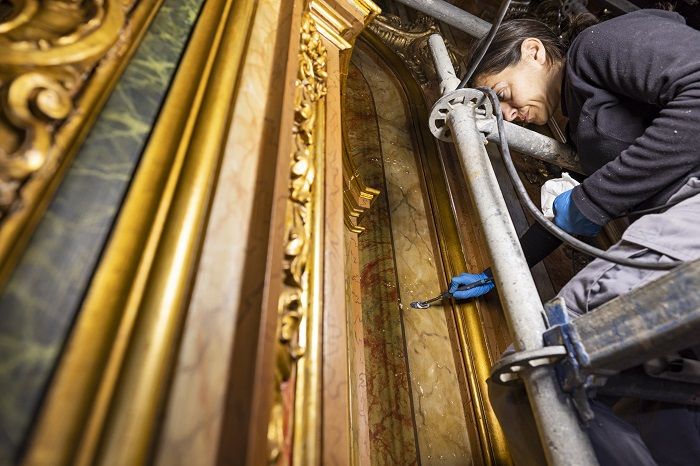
[474,38,563,126]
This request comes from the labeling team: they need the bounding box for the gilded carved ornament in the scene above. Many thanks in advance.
[0,0,126,217]
[268,10,327,464]
[368,13,463,85]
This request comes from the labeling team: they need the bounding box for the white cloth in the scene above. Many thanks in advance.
[540,172,580,219]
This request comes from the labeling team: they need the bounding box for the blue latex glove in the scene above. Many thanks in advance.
[449,270,494,300]
[553,189,602,237]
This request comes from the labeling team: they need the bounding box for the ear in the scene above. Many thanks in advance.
[520,38,547,65]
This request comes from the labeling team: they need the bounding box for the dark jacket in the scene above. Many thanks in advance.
[563,9,700,225]
[521,9,700,267]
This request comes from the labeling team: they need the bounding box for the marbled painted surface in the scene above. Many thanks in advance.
[345,229,372,466]
[155,1,293,464]
[345,60,419,466]
[323,47,353,466]
[0,0,204,462]
[348,45,473,464]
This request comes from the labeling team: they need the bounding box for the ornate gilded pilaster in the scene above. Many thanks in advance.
[0,0,164,287]
[267,1,381,464]
[269,9,328,466]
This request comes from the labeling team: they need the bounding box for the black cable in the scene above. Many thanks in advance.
[458,0,512,89]
[477,87,681,271]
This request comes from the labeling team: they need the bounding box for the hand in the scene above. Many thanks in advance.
[553,189,602,237]
[449,270,494,300]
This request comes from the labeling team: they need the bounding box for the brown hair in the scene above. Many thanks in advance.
[469,13,597,85]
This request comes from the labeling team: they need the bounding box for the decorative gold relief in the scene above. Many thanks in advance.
[367,13,463,85]
[280,8,327,361]
[269,9,328,465]
[1,72,73,208]
[0,0,146,286]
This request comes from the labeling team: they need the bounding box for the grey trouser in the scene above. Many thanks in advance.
[490,179,700,465]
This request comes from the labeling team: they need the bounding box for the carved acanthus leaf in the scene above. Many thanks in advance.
[368,13,464,86]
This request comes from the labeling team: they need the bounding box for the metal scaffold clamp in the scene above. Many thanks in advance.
[428,88,492,142]
[541,297,608,423]
[490,297,608,423]
[491,346,568,384]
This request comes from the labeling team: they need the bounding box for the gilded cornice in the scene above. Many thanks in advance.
[343,148,378,233]
[0,0,163,287]
[345,0,381,23]
[309,0,380,49]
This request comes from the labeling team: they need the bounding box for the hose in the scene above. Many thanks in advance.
[477,86,682,271]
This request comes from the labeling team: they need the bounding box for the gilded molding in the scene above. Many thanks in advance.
[343,148,378,233]
[269,9,327,465]
[367,13,463,85]
[349,0,381,23]
[309,0,380,49]
[21,0,256,464]
[0,0,158,287]
[310,0,353,49]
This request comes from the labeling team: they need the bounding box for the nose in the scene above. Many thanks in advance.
[500,102,518,122]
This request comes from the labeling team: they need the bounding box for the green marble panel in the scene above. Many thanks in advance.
[0,0,204,462]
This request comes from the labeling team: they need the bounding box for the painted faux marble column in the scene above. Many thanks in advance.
[154,0,298,464]
[348,44,472,464]
[345,60,419,465]
[345,229,372,466]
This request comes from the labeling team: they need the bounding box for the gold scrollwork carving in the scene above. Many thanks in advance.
[269,9,327,465]
[0,0,127,218]
[0,0,150,284]
[367,13,463,85]
[1,72,73,212]
[0,0,126,65]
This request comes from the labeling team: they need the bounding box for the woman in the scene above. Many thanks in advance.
[450,9,700,465]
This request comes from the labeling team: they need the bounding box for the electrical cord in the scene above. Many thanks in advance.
[458,0,512,89]
[477,87,682,271]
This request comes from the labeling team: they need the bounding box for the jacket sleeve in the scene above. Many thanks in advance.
[568,11,700,224]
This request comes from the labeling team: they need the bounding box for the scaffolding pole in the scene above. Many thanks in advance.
[428,35,598,466]
[392,0,491,38]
